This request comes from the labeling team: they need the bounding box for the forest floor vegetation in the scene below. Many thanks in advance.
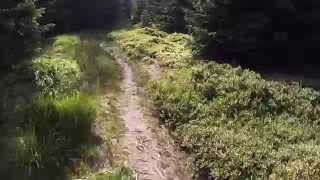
[111,27,320,179]
[0,33,132,179]
[3,25,320,180]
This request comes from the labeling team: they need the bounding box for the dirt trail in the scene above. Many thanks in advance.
[105,45,191,180]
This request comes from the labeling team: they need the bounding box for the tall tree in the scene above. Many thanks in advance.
[138,0,186,32]
[186,0,320,67]
[0,0,45,68]
[134,0,320,68]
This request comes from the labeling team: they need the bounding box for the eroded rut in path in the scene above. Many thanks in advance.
[108,46,191,180]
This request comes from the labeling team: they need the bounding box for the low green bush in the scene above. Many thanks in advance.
[149,63,320,179]
[16,94,97,178]
[114,27,320,179]
[110,27,193,68]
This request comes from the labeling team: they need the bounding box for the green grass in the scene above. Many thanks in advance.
[15,94,97,179]
[76,39,121,94]
[113,27,320,179]
[50,35,81,58]
[0,34,127,179]
[32,56,81,97]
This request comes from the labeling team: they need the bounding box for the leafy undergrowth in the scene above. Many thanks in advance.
[0,35,128,179]
[109,27,193,68]
[113,27,320,179]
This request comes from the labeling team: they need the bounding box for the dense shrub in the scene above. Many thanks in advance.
[114,27,320,179]
[110,27,193,68]
[149,63,320,179]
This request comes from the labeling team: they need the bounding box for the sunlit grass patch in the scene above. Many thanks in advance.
[51,35,81,58]
[32,56,81,97]
[110,27,193,68]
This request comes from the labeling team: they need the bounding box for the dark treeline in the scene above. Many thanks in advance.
[134,0,320,70]
[0,0,130,69]
[2,0,320,71]
[134,0,187,33]
[39,0,125,33]
[0,0,43,67]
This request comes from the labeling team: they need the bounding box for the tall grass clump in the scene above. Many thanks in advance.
[16,94,97,179]
[32,56,81,97]
[0,33,128,179]
[30,35,82,97]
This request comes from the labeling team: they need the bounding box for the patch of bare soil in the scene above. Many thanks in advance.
[108,47,191,180]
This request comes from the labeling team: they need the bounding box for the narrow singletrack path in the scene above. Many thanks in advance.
[106,45,191,180]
